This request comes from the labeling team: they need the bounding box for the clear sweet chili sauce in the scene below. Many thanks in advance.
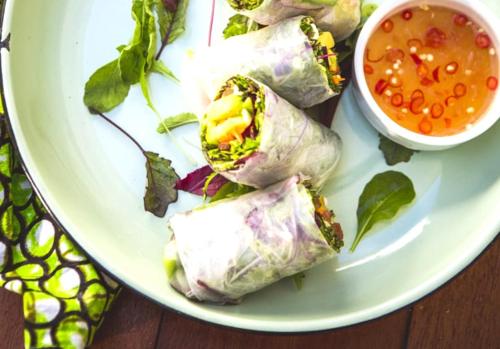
[364,5,499,136]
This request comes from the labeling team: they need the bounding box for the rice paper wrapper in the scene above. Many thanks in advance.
[312,0,361,41]
[166,176,336,303]
[206,77,342,189]
[234,0,361,41]
[190,16,336,109]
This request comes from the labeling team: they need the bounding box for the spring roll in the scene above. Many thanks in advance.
[200,75,342,189]
[195,16,343,109]
[227,0,361,41]
[164,176,344,303]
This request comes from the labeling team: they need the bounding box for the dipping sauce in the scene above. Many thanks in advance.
[364,5,499,136]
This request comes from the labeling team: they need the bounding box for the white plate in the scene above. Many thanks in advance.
[1,0,499,332]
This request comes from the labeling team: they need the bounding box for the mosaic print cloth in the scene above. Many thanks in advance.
[0,100,121,348]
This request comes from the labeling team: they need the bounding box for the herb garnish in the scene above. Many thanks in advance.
[93,110,179,217]
[351,171,416,251]
[223,14,261,39]
[378,134,417,166]
[157,112,198,133]
[210,181,254,202]
[84,0,189,114]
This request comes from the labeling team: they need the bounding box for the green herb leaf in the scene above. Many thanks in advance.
[144,151,180,217]
[351,171,416,252]
[292,272,306,290]
[168,0,189,44]
[140,72,159,115]
[151,60,179,82]
[157,112,198,133]
[210,181,254,203]
[83,59,131,113]
[119,45,145,85]
[378,134,417,166]
[155,0,174,39]
[223,14,260,39]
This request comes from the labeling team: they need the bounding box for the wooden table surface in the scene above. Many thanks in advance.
[1,236,498,349]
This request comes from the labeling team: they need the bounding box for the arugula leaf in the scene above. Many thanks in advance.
[223,14,260,39]
[157,112,198,133]
[152,60,179,82]
[378,134,417,166]
[144,151,180,217]
[210,181,254,203]
[83,59,131,113]
[351,171,416,251]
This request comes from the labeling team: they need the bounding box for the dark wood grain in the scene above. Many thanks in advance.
[155,307,411,349]
[92,288,164,349]
[407,237,499,349]
[0,238,498,348]
[0,289,23,349]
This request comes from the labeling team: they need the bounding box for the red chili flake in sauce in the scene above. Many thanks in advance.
[475,33,491,49]
[445,96,457,107]
[486,76,498,90]
[386,48,405,63]
[431,103,444,118]
[375,79,389,94]
[391,93,404,107]
[364,64,374,74]
[366,49,384,63]
[445,62,458,74]
[454,83,467,97]
[407,38,423,49]
[432,66,440,82]
[410,97,425,114]
[402,9,413,20]
[421,77,434,86]
[444,118,452,128]
[425,27,447,48]
[410,54,423,65]
[411,89,424,100]
[419,118,433,134]
[381,19,394,33]
[453,14,468,26]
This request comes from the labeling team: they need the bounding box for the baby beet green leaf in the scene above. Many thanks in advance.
[144,152,180,217]
[93,111,179,218]
[167,0,189,44]
[351,171,416,252]
[157,112,198,133]
[156,0,189,59]
[83,59,130,113]
[378,134,417,166]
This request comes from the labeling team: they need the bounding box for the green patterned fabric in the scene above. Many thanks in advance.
[0,96,121,347]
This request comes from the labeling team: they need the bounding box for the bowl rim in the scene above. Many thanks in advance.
[0,0,499,333]
[354,0,500,149]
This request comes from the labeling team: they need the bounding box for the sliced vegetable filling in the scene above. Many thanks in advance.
[201,76,265,172]
[311,192,344,252]
[227,0,265,11]
[301,17,344,93]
